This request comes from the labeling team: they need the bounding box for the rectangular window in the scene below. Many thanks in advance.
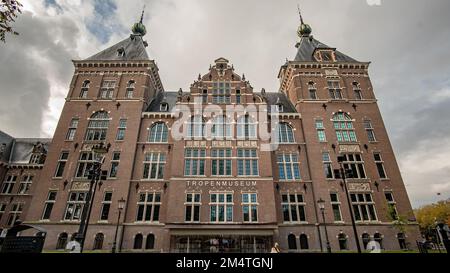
[7,203,23,226]
[281,194,306,222]
[328,81,342,99]
[342,154,366,179]
[350,193,378,222]
[55,152,69,178]
[116,119,127,141]
[1,175,17,194]
[212,82,231,104]
[242,193,258,222]
[210,193,233,223]
[0,203,7,222]
[315,120,327,142]
[99,80,116,99]
[277,153,301,181]
[330,193,342,222]
[211,149,232,176]
[185,193,201,222]
[41,191,57,220]
[109,152,121,178]
[184,149,206,176]
[75,152,93,178]
[136,192,161,222]
[202,90,208,103]
[354,90,363,100]
[236,90,241,104]
[66,118,79,141]
[385,192,398,220]
[64,192,86,221]
[237,149,259,176]
[374,153,387,179]
[322,152,334,179]
[364,120,376,142]
[18,175,33,194]
[100,192,112,221]
[143,153,166,180]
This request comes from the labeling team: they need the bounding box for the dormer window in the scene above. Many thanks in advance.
[315,50,335,62]
[308,82,317,100]
[117,47,126,57]
[30,153,41,165]
[80,80,90,98]
[126,80,135,98]
[277,104,284,112]
[160,103,168,112]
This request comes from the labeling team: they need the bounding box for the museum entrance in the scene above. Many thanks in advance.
[171,235,273,253]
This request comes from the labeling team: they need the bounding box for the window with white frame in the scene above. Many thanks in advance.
[85,111,109,141]
[242,193,258,222]
[75,152,93,178]
[341,154,366,179]
[353,82,363,100]
[7,203,23,226]
[109,152,120,178]
[184,149,206,176]
[64,192,87,221]
[149,122,168,143]
[236,90,241,104]
[160,103,168,112]
[211,149,232,176]
[315,119,327,142]
[212,82,231,104]
[1,175,17,194]
[100,192,112,221]
[237,149,259,176]
[237,115,257,140]
[328,81,343,99]
[364,120,376,142]
[374,153,387,179]
[99,80,116,99]
[277,153,301,181]
[143,153,165,180]
[308,82,317,99]
[384,192,398,220]
[185,193,201,222]
[136,192,161,222]
[55,151,69,178]
[350,193,378,222]
[278,122,295,143]
[116,119,127,141]
[330,193,342,222]
[41,191,57,220]
[66,118,79,141]
[333,112,357,142]
[212,115,232,139]
[126,80,135,98]
[281,194,306,222]
[29,153,41,164]
[322,152,334,179]
[80,80,90,98]
[18,175,33,194]
[187,116,204,139]
[210,192,233,223]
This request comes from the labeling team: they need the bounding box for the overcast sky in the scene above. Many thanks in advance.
[0,0,449,208]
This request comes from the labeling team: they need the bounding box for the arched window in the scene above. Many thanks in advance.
[397,233,407,250]
[332,112,357,142]
[278,122,295,143]
[149,122,168,143]
[362,233,370,250]
[353,82,362,100]
[56,232,68,250]
[212,115,232,139]
[134,234,143,249]
[187,116,204,138]
[80,80,90,98]
[308,82,317,100]
[126,80,135,98]
[146,234,155,249]
[374,233,383,249]
[287,234,297,250]
[299,234,309,250]
[237,115,257,140]
[93,233,104,250]
[85,111,110,141]
[338,233,347,250]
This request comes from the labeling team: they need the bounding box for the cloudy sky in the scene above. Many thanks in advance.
[0,0,449,208]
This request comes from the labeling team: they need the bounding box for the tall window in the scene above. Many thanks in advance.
[80,80,90,98]
[278,123,295,143]
[282,194,306,222]
[328,81,343,99]
[237,115,257,140]
[143,153,166,180]
[41,191,57,220]
[322,152,334,179]
[333,113,357,142]
[212,115,232,139]
[338,234,348,250]
[374,153,387,179]
[353,82,363,100]
[56,233,68,250]
[350,193,378,222]
[148,122,168,143]
[342,154,366,179]
[288,234,297,250]
[364,120,376,142]
[237,149,259,176]
[136,192,161,222]
[85,111,109,141]
[277,153,301,181]
[75,152,93,178]
[134,234,143,249]
[7,203,23,226]
[126,80,135,98]
[242,193,258,223]
[202,90,208,103]
[55,152,69,178]
[1,175,17,194]
[146,234,155,250]
[315,120,326,142]
[212,82,231,104]
[99,80,116,99]
[308,82,317,99]
[187,116,204,138]
[116,119,127,141]
[18,175,33,194]
[100,192,112,221]
[185,193,201,222]
[236,90,241,104]
[109,152,120,178]
[211,149,232,176]
[66,118,79,140]
[0,204,6,222]
[210,192,233,223]
[385,192,398,220]
[330,193,342,222]
[93,233,104,250]
[184,149,206,176]
[64,192,86,221]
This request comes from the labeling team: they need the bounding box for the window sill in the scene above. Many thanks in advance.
[52,177,64,180]
[140,179,165,182]
[380,178,390,181]
[97,220,109,224]
[64,140,74,142]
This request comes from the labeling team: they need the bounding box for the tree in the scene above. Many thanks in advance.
[0,0,23,43]
[414,200,450,241]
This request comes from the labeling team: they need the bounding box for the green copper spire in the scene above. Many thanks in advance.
[297,5,312,37]
[132,7,147,36]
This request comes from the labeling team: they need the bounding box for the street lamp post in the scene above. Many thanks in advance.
[75,142,109,253]
[317,198,331,253]
[112,197,126,253]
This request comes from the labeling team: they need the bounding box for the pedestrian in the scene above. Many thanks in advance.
[271,242,281,253]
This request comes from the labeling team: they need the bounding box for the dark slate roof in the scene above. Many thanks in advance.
[0,130,14,163]
[259,92,297,113]
[294,36,358,63]
[85,35,149,61]
[10,138,51,164]
[146,91,179,112]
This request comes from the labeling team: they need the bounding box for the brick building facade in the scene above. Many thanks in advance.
[0,14,420,252]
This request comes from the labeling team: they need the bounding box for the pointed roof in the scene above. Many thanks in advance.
[85,35,149,61]
[294,35,358,63]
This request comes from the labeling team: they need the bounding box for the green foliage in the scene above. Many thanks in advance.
[414,200,450,232]
[0,0,23,43]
